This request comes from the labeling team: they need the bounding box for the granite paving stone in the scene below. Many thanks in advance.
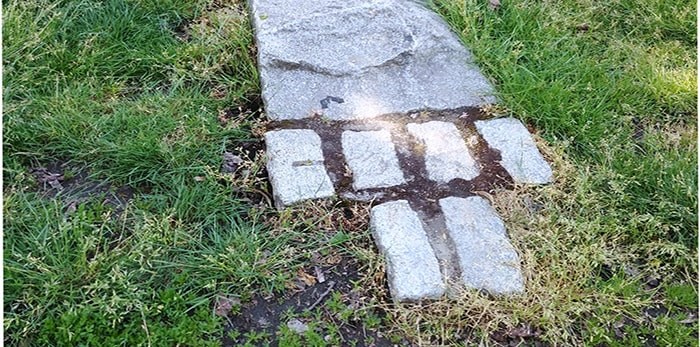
[250,0,496,120]
[251,0,553,302]
[439,196,524,294]
[370,200,446,301]
[341,130,406,190]
[265,129,335,208]
[407,121,480,183]
[475,118,553,184]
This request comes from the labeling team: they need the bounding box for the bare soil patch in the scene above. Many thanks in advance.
[222,257,399,346]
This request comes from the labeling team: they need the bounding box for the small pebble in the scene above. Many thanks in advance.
[286,318,309,334]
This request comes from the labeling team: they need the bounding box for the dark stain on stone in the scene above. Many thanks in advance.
[319,95,345,109]
[267,107,512,215]
[415,205,463,289]
[291,160,323,167]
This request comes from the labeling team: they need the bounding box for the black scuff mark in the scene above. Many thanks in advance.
[319,95,345,109]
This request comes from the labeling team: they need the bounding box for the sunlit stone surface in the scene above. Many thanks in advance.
[250,0,496,120]
[407,121,480,183]
[475,118,553,184]
[341,130,405,190]
[440,196,524,294]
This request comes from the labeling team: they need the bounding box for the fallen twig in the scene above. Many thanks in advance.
[307,280,336,311]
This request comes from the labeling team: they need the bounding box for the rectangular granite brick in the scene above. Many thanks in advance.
[342,130,405,190]
[439,196,524,294]
[475,118,552,184]
[370,200,445,301]
[407,121,480,183]
[265,129,335,208]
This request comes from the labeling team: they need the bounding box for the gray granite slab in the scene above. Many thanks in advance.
[475,118,553,184]
[341,130,406,190]
[439,196,524,294]
[250,0,496,120]
[407,121,480,183]
[265,129,335,207]
[371,200,446,301]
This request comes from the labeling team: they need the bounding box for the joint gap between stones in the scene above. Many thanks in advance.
[457,121,514,192]
[314,125,354,194]
[412,203,464,294]
[266,106,488,130]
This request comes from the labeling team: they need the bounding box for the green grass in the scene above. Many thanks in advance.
[3,0,697,345]
[432,0,697,255]
[3,0,274,344]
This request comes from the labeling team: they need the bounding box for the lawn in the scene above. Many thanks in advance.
[3,0,697,346]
